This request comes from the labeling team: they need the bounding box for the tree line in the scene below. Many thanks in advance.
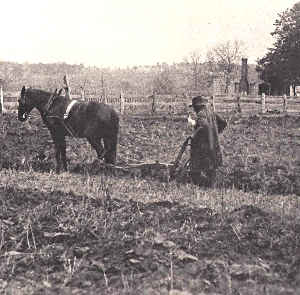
[257,2,300,96]
[0,40,247,98]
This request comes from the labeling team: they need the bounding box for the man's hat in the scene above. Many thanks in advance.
[189,96,208,107]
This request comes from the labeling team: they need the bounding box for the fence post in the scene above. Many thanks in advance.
[0,85,3,114]
[80,86,85,101]
[236,95,242,113]
[210,95,215,112]
[101,72,107,104]
[261,93,266,114]
[151,92,156,114]
[103,89,107,104]
[283,94,287,113]
[120,90,125,114]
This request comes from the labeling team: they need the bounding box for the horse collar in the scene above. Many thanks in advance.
[64,100,78,120]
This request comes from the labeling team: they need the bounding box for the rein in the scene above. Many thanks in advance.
[43,89,58,115]
[169,136,191,179]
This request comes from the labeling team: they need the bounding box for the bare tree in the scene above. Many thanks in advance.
[184,50,202,91]
[152,63,174,95]
[206,40,245,94]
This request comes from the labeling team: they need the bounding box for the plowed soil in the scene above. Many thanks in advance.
[1,184,300,294]
[1,111,300,294]
[2,111,300,194]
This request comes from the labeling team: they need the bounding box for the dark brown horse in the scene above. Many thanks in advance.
[18,86,119,173]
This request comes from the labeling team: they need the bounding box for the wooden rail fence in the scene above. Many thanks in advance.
[2,90,300,115]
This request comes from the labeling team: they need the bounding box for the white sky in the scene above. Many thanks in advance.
[1,0,298,68]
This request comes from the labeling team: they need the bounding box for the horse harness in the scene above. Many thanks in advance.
[42,90,108,161]
[64,100,78,119]
[43,89,59,114]
[43,90,78,138]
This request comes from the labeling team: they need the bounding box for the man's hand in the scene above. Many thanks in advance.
[187,114,196,127]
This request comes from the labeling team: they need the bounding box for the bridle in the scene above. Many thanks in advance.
[18,90,26,107]
[18,88,28,120]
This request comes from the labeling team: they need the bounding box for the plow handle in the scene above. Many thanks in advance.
[169,136,191,179]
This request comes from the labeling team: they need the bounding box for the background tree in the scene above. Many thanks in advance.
[152,63,174,95]
[256,2,300,95]
[206,40,245,94]
[182,50,213,96]
[184,50,202,91]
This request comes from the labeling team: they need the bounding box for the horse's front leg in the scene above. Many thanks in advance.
[52,133,67,173]
[53,140,62,173]
[60,137,68,172]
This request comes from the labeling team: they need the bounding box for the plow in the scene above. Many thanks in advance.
[91,137,192,182]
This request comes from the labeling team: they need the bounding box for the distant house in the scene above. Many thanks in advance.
[211,59,264,96]
[290,85,300,97]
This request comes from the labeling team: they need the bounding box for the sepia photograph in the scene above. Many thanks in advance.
[1,0,300,293]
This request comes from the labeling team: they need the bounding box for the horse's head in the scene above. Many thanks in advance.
[18,86,34,121]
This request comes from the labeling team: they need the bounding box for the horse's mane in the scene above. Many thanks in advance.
[26,88,67,102]
[27,88,52,96]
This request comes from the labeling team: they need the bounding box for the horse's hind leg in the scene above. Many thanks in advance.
[53,143,61,173]
[103,135,117,165]
[88,137,105,159]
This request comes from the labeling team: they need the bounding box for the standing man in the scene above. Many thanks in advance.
[188,96,227,187]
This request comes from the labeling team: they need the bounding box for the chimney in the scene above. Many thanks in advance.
[294,2,300,27]
[239,58,249,95]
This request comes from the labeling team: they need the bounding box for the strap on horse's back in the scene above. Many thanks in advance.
[64,100,78,120]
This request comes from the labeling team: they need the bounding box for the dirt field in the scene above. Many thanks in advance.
[1,110,300,294]
[2,110,300,194]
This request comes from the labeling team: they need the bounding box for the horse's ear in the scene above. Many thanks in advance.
[21,86,26,95]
